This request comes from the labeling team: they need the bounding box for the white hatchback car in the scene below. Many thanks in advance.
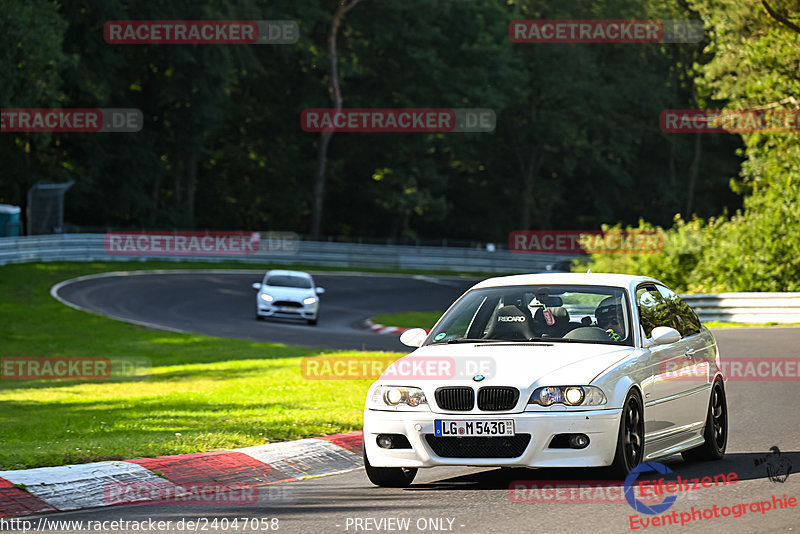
[252,270,324,325]
[363,273,727,487]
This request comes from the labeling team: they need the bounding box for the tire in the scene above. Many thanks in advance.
[681,379,727,462]
[255,310,263,321]
[307,318,318,326]
[363,440,417,488]
[608,389,645,479]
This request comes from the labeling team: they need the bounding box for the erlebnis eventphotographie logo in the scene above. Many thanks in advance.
[754,446,792,483]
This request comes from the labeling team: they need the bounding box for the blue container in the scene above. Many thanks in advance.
[0,204,21,236]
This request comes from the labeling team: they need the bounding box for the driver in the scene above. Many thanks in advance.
[595,297,624,341]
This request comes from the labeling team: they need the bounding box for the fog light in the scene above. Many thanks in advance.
[568,434,590,449]
[375,434,412,449]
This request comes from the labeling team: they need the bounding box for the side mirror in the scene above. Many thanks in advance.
[251,282,262,290]
[399,328,428,348]
[315,287,326,295]
[650,326,681,346]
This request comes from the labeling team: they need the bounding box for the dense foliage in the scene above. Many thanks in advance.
[2,0,741,240]
[583,0,800,292]
[4,0,795,290]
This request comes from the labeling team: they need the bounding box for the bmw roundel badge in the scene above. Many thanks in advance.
[473,374,485,382]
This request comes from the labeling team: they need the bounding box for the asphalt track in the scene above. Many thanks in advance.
[53,271,479,351]
[41,271,800,533]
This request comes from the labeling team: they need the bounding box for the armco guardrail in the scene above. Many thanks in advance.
[681,293,800,324]
[0,233,573,274]
[3,235,798,323]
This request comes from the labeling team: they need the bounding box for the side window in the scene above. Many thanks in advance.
[656,285,702,337]
[636,285,674,338]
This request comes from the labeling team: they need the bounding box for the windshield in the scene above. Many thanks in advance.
[427,285,632,346]
[264,275,312,289]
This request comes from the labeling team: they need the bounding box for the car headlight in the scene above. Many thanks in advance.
[528,386,606,407]
[260,293,274,302]
[368,386,429,410]
[303,296,317,305]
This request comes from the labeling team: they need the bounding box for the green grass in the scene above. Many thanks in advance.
[0,261,409,470]
[371,311,444,330]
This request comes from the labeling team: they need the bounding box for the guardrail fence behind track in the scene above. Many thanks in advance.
[0,233,572,274]
[3,234,798,323]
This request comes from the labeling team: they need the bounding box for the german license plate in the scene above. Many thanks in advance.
[434,419,515,437]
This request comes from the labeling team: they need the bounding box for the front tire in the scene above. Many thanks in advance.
[681,379,727,462]
[363,440,417,487]
[609,389,644,478]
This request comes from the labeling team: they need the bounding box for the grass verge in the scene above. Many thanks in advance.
[0,261,403,470]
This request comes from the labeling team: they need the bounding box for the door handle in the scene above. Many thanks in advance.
[684,348,698,358]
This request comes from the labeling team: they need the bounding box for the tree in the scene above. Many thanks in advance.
[0,0,72,208]
[309,0,365,239]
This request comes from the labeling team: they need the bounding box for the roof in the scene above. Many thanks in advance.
[472,272,661,291]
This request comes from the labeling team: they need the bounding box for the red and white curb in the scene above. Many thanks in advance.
[0,432,362,518]
[354,318,430,336]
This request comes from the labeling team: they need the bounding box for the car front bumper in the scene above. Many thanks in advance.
[257,302,317,319]
[363,408,622,468]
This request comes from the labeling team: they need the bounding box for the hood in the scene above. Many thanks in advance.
[261,285,314,298]
[378,341,637,388]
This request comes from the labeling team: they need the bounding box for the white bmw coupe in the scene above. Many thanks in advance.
[363,273,727,487]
